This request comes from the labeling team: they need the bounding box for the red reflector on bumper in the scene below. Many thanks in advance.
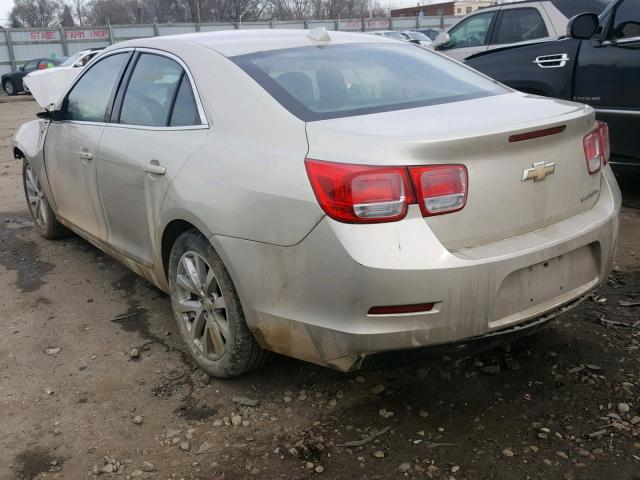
[508,125,566,143]
[368,303,435,315]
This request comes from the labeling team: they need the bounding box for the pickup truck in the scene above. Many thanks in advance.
[465,0,639,170]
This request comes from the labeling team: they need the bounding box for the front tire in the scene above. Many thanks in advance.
[22,160,69,239]
[168,229,269,378]
[3,79,16,95]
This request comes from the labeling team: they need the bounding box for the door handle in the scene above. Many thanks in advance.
[143,163,166,175]
[77,151,93,161]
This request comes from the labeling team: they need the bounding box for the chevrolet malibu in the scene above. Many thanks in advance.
[13,29,620,378]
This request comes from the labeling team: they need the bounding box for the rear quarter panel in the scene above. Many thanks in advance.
[157,46,324,248]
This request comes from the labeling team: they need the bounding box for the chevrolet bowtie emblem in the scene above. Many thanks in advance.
[522,161,556,182]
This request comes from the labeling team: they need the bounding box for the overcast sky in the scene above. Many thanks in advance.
[0,0,446,26]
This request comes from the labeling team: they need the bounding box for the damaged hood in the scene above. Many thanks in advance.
[24,67,82,109]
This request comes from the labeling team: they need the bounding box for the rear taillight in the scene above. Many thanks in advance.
[583,121,610,174]
[305,159,468,224]
[409,165,468,216]
[597,121,610,166]
[304,159,414,223]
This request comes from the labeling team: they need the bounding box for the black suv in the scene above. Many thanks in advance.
[466,0,639,170]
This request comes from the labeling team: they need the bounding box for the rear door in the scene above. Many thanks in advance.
[45,51,131,241]
[96,50,208,267]
[438,10,498,61]
[573,0,640,164]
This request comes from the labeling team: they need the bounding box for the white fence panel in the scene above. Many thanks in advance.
[67,41,111,54]
[13,44,65,62]
[112,25,156,40]
[273,22,306,29]
[237,22,271,29]
[158,25,197,35]
[391,18,418,29]
[199,23,236,31]
[307,20,337,30]
[363,18,391,31]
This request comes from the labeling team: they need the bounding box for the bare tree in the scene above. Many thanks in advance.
[60,3,76,25]
[70,0,85,25]
[10,0,63,27]
[269,0,311,20]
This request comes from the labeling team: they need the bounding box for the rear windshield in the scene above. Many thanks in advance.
[231,44,506,121]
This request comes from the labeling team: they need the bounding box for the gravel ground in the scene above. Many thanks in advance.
[1,95,639,480]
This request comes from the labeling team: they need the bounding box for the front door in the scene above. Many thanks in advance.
[45,51,132,241]
[97,51,208,267]
[437,10,498,61]
[573,0,640,164]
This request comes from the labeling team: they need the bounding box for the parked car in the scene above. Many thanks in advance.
[372,30,431,46]
[14,29,620,378]
[1,57,67,95]
[413,28,445,41]
[24,48,104,109]
[466,0,639,170]
[431,0,611,61]
[399,30,433,46]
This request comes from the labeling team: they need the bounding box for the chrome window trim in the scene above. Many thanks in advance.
[595,108,640,117]
[106,123,209,131]
[122,47,210,129]
[602,36,640,46]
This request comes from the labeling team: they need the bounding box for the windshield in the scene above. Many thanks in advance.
[232,43,506,121]
[60,51,86,67]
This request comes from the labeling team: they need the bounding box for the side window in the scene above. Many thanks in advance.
[64,53,129,122]
[23,60,38,72]
[494,8,549,45]
[612,0,640,39]
[119,53,183,127]
[169,74,201,127]
[442,12,496,49]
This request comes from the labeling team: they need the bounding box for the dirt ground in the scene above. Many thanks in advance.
[1,94,639,480]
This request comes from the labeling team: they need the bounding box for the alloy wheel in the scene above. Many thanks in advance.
[3,81,14,95]
[24,164,48,228]
[174,251,229,360]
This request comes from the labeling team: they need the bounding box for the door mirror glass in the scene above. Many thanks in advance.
[567,13,599,39]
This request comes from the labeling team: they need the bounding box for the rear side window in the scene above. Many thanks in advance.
[119,53,201,127]
[232,44,506,121]
[64,53,129,122]
[120,54,182,127]
[494,8,549,44]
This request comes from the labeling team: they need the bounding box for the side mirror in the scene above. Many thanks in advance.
[37,108,60,120]
[19,65,25,71]
[409,39,421,45]
[431,31,450,49]
[567,13,599,40]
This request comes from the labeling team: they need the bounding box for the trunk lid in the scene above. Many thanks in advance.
[305,92,602,250]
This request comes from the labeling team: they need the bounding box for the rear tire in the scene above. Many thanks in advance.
[168,229,269,378]
[22,160,69,239]
[3,79,16,95]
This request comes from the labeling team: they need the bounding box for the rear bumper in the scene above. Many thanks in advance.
[213,167,621,371]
